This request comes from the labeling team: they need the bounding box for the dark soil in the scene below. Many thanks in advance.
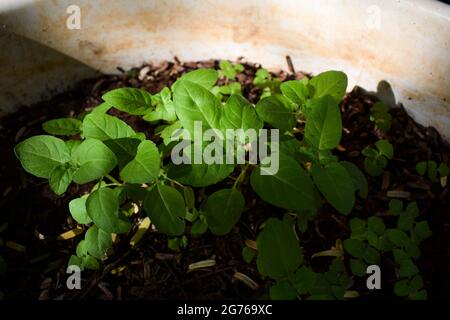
[0,58,448,300]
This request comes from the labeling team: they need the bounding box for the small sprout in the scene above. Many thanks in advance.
[218,60,244,80]
[362,139,393,176]
[369,101,392,132]
[416,160,449,183]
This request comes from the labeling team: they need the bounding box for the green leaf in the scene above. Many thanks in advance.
[350,218,367,239]
[350,259,367,277]
[397,211,415,232]
[363,247,380,264]
[180,69,219,89]
[399,258,419,277]
[218,60,243,80]
[280,80,310,106]
[168,162,235,187]
[270,280,298,300]
[49,165,74,195]
[242,247,256,263]
[394,280,411,296]
[375,140,393,159]
[389,199,403,215]
[84,225,112,260]
[292,266,316,295]
[72,139,117,184]
[102,87,152,115]
[361,146,378,158]
[143,87,177,122]
[365,230,379,249]
[256,218,303,279]
[82,113,135,141]
[83,255,100,270]
[309,70,348,102]
[392,249,409,264]
[103,138,141,170]
[220,94,263,138]
[340,161,368,198]
[69,196,92,224]
[368,216,385,235]
[409,290,427,300]
[406,202,419,219]
[172,80,221,136]
[410,275,424,291]
[411,221,431,243]
[156,121,183,146]
[90,102,112,115]
[250,155,320,211]
[68,255,84,269]
[427,161,438,181]
[343,238,366,258]
[204,188,245,235]
[183,186,195,210]
[276,134,303,160]
[304,95,342,150]
[14,135,71,179]
[120,140,160,184]
[144,184,185,236]
[65,140,81,156]
[42,118,82,136]
[415,161,427,176]
[437,162,449,176]
[255,94,296,132]
[364,157,384,176]
[311,162,355,215]
[86,187,131,234]
[385,229,410,248]
[191,215,208,237]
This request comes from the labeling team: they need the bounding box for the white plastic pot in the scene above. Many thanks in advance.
[1,0,449,140]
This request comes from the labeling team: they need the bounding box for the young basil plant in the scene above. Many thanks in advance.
[14,66,368,285]
[362,139,393,176]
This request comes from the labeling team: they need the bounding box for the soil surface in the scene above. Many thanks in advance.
[0,58,448,300]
